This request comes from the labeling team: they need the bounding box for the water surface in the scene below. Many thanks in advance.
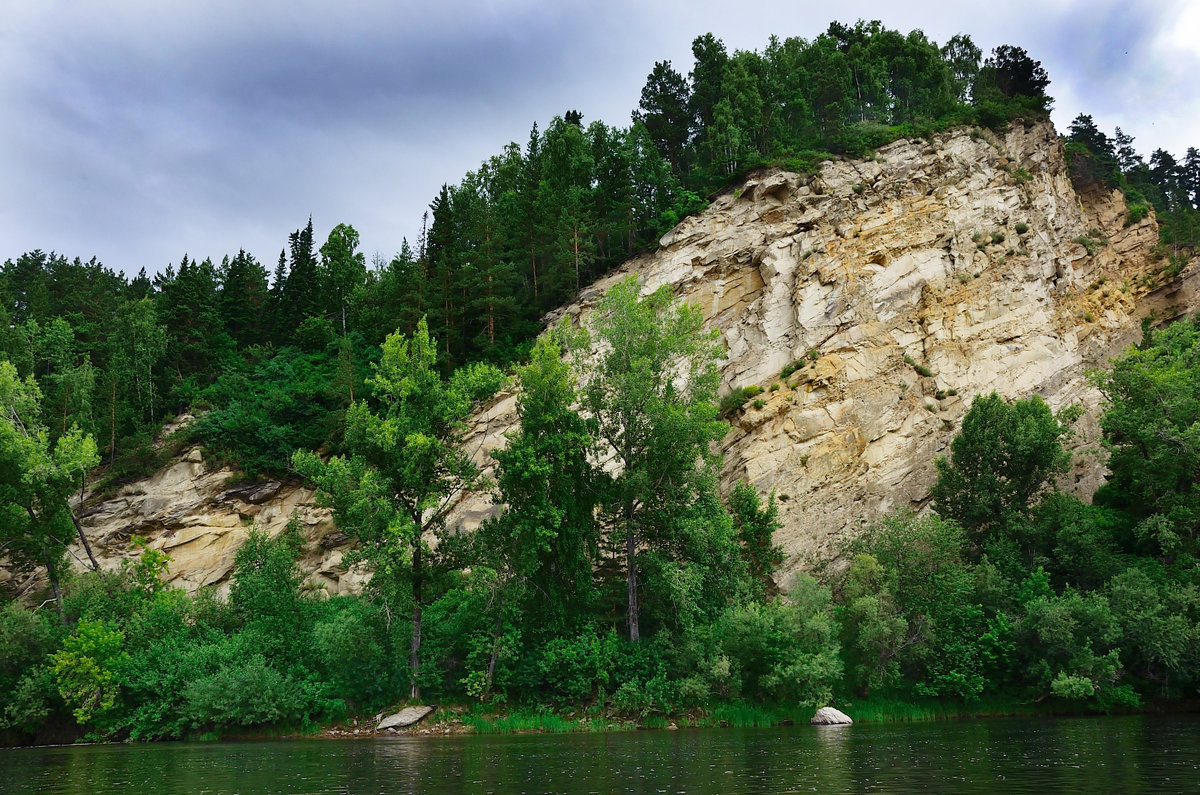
[3,714,1198,793]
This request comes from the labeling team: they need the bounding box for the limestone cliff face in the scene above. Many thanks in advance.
[10,121,1195,597]
[450,120,1192,586]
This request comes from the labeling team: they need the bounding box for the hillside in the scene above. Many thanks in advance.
[11,119,1194,601]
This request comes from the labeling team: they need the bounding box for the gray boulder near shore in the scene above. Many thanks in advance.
[810,707,853,726]
[377,706,435,731]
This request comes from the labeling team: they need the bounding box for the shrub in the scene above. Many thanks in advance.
[538,630,620,702]
[182,655,320,729]
[904,354,934,378]
[50,619,128,727]
[1014,222,1029,234]
[1124,203,1149,227]
[752,399,766,410]
[991,232,1006,244]
[713,576,842,705]
[719,384,763,415]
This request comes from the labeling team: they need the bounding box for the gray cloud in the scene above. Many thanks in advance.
[1,1,1197,276]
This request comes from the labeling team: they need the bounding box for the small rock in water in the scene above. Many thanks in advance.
[377,705,436,731]
[810,706,853,726]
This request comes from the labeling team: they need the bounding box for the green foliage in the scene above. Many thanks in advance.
[1073,235,1104,255]
[0,602,58,729]
[728,481,784,599]
[714,576,842,705]
[294,318,503,695]
[0,361,100,618]
[903,353,935,378]
[931,392,1074,545]
[574,277,728,642]
[719,384,763,414]
[126,536,171,596]
[538,630,622,703]
[182,655,335,730]
[50,618,127,728]
[196,340,369,476]
[1094,318,1200,556]
[1125,203,1149,226]
[840,512,987,700]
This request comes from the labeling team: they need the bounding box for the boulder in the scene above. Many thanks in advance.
[377,705,435,731]
[810,706,853,726]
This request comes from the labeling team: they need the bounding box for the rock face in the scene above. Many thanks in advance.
[0,433,369,599]
[811,706,853,725]
[444,121,1193,586]
[5,121,1196,598]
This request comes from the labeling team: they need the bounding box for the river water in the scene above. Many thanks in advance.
[3,714,1199,793]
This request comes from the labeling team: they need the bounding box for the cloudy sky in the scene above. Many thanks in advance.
[2,0,1198,277]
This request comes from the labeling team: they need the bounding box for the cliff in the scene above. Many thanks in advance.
[9,120,1197,597]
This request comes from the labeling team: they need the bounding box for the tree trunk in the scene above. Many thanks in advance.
[72,513,99,571]
[573,226,581,293]
[530,236,539,299]
[42,551,67,626]
[485,587,507,693]
[109,379,117,467]
[625,499,639,642]
[409,533,423,699]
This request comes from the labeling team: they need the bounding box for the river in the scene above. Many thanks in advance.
[2,714,1198,793]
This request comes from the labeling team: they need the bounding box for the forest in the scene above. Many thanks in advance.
[3,21,1200,742]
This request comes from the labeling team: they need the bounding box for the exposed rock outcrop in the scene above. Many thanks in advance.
[7,120,1196,598]
[444,121,1191,586]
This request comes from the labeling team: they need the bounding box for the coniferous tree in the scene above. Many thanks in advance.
[219,250,269,349]
[633,60,692,172]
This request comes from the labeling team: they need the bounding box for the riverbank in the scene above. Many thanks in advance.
[8,695,1187,747]
[301,694,1162,741]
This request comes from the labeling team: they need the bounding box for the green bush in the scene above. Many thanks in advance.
[719,384,763,415]
[713,576,842,706]
[182,654,319,729]
[538,630,620,702]
[1015,222,1029,234]
[1124,203,1149,227]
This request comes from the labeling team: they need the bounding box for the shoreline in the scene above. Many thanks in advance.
[7,697,1198,749]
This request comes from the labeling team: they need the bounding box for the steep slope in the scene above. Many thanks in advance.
[448,120,1194,585]
[8,120,1195,597]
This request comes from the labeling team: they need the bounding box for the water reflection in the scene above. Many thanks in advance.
[4,715,1200,794]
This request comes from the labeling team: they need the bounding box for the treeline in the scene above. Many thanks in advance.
[1066,114,1200,266]
[634,22,1050,185]
[4,282,1200,742]
[0,22,1064,481]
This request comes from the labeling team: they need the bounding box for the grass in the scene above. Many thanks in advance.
[703,703,814,728]
[341,693,1141,739]
[461,708,612,734]
[844,695,1059,724]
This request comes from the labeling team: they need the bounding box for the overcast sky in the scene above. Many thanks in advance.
[2,0,1198,277]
